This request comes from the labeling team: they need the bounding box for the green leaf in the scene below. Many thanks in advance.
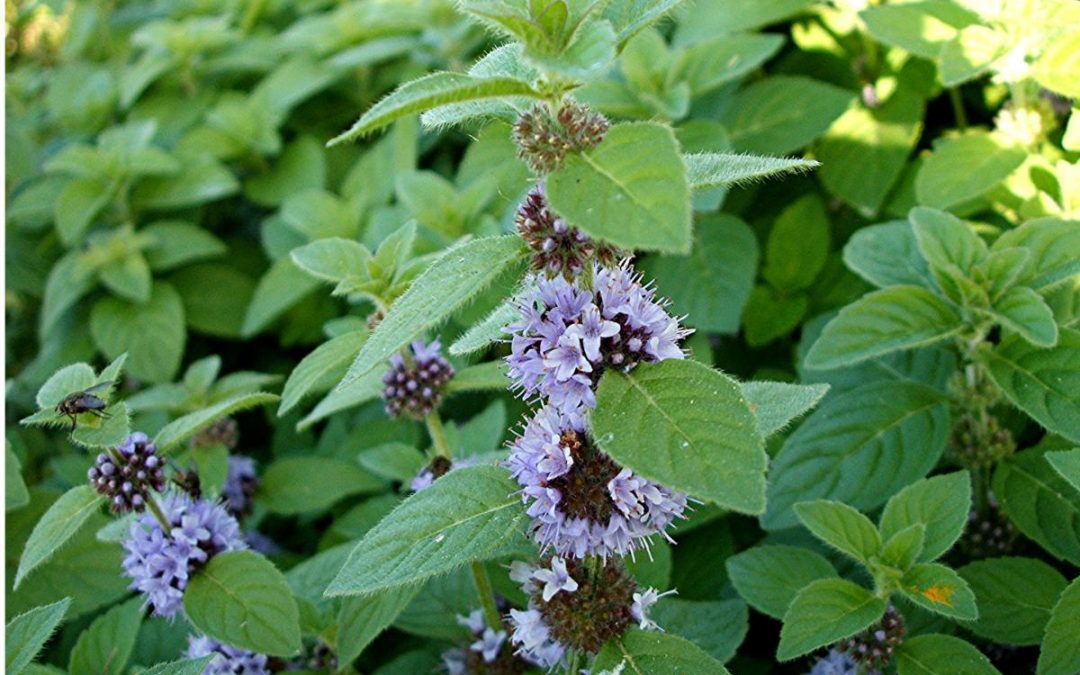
[895,634,1001,674]
[650,598,747,663]
[259,457,385,515]
[726,545,837,620]
[915,133,1025,209]
[6,598,71,675]
[330,73,541,145]
[794,500,881,563]
[449,302,518,356]
[675,33,785,95]
[142,221,227,272]
[591,359,766,513]
[937,24,1008,86]
[910,206,988,275]
[357,443,426,484]
[279,330,367,416]
[444,361,506,394]
[719,76,854,155]
[958,557,1067,646]
[992,217,1080,291]
[326,466,525,597]
[15,486,104,589]
[134,656,215,675]
[290,238,372,286]
[880,523,927,570]
[184,551,301,657]
[859,2,977,59]
[99,252,152,303]
[1047,449,1080,492]
[153,392,278,452]
[818,89,925,217]
[740,381,829,438]
[763,194,831,293]
[992,447,1080,565]
[804,286,963,370]
[674,0,815,39]
[984,329,1080,443]
[764,381,950,530]
[89,282,186,383]
[297,367,385,431]
[900,562,978,620]
[241,258,321,337]
[337,586,421,665]
[989,285,1058,347]
[642,214,758,334]
[1033,31,1080,99]
[71,402,132,450]
[684,153,817,190]
[742,285,808,347]
[41,251,96,339]
[170,263,255,339]
[132,157,238,211]
[1038,577,1080,675]
[879,472,971,563]
[7,446,30,512]
[777,578,885,661]
[605,0,691,46]
[592,629,731,675]
[339,235,525,384]
[68,596,143,675]
[55,178,112,247]
[546,122,691,254]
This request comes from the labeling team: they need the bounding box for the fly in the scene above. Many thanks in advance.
[55,381,112,432]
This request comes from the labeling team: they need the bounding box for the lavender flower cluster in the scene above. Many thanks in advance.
[506,261,689,413]
[506,406,687,559]
[441,609,525,675]
[185,635,269,675]
[121,492,246,617]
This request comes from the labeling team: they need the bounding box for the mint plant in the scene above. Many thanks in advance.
[6,0,1080,674]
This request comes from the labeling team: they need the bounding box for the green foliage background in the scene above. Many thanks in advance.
[5,0,1080,673]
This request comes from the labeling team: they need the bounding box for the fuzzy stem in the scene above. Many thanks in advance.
[426,410,452,460]
[471,561,502,629]
[949,88,968,131]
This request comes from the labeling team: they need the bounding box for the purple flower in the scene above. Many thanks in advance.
[506,261,689,414]
[808,649,861,675]
[630,588,676,631]
[442,608,524,674]
[508,607,566,669]
[185,635,269,675]
[122,493,246,618]
[223,455,258,517]
[382,340,455,419]
[505,406,688,559]
[532,556,579,602]
[410,455,479,493]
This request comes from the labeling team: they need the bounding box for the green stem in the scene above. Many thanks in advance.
[239,0,268,34]
[566,650,583,675]
[425,410,452,459]
[949,88,968,131]
[471,561,502,629]
[145,496,172,533]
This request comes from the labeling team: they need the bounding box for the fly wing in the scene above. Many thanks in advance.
[82,381,113,395]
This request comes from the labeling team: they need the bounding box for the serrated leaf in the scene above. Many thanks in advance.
[879,472,971,563]
[259,457,385,515]
[547,122,691,254]
[591,359,766,513]
[1046,449,1080,492]
[134,656,215,675]
[449,302,518,356]
[1038,577,1080,675]
[764,381,950,530]
[70,402,132,450]
[15,486,105,589]
[910,206,988,275]
[804,286,963,370]
[741,381,829,438]
[989,285,1058,347]
[958,557,1067,646]
[6,598,71,675]
[89,282,186,383]
[726,545,837,620]
[992,447,1080,565]
[794,500,881,563]
[337,586,421,665]
[153,392,278,452]
[915,133,1025,209]
[777,578,885,661]
[339,235,525,385]
[184,551,301,657]
[278,330,367,416]
[331,73,541,145]
[685,153,817,190]
[900,562,978,620]
[984,329,1080,443]
[68,596,143,675]
[593,629,731,674]
[992,217,1080,291]
[326,466,525,597]
[895,634,1001,674]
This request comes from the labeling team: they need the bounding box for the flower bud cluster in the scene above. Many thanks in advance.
[381,340,455,419]
[87,432,166,514]
[837,606,905,672]
[515,183,619,278]
[959,495,1018,559]
[508,557,670,667]
[121,492,246,617]
[513,100,609,174]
